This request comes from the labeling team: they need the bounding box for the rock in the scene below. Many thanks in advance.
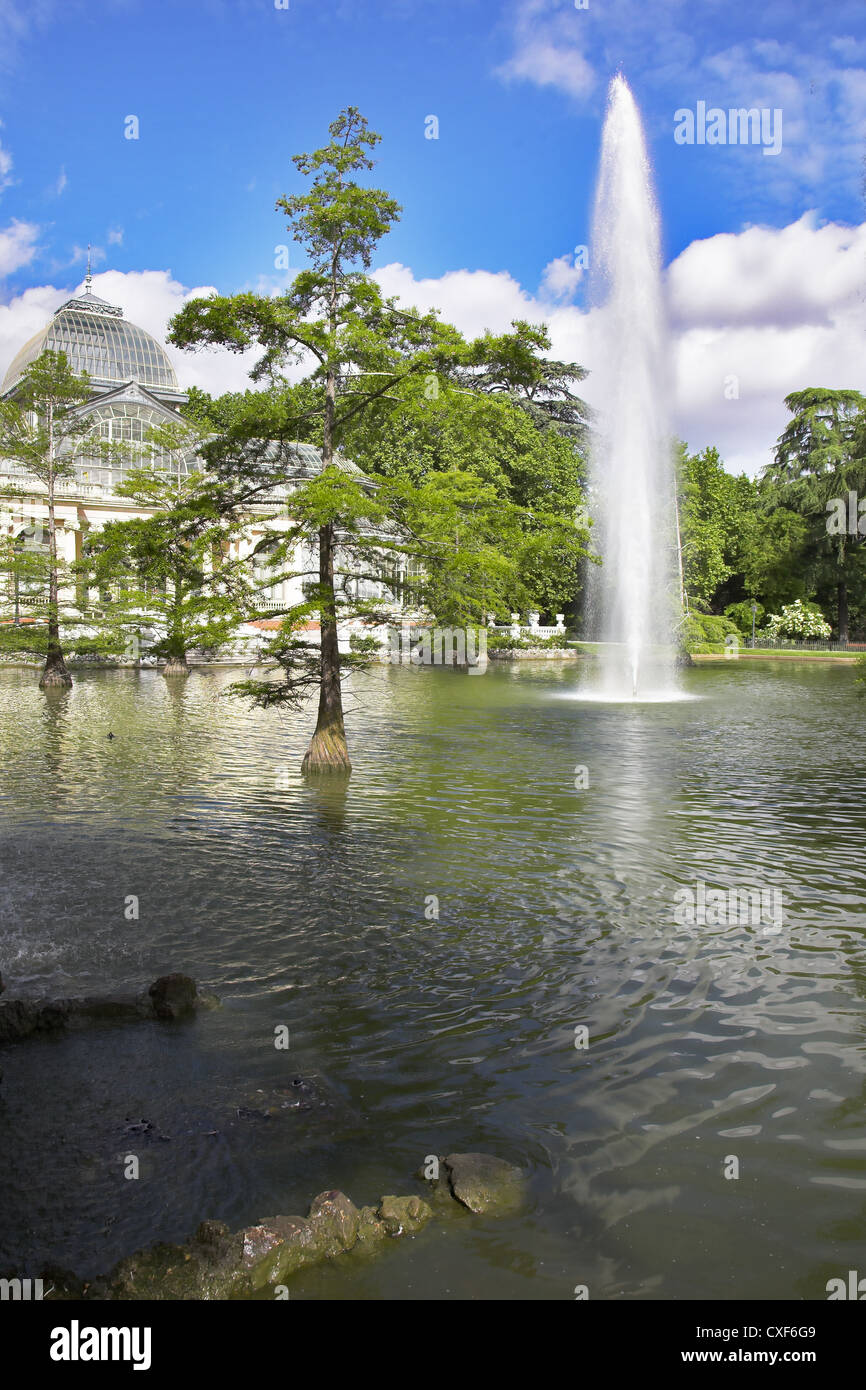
[377,1194,433,1236]
[443,1152,525,1216]
[147,974,198,1020]
[0,977,219,1048]
[355,1205,388,1244]
[307,1190,360,1255]
[195,1220,229,1248]
[238,1215,321,1288]
[0,998,69,1045]
[42,1163,511,1300]
[234,1076,325,1118]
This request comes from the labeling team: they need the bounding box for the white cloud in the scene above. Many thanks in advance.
[376,214,866,478]
[666,214,866,474]
[495,0,597,99]
[539,253,585,301]
[375,261,544,338]
[0,219,39,275]
[3,216,862,475]
[86,269,260,395]
[0,136,13,194]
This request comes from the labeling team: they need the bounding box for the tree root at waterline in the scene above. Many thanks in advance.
[301,724,352,775]
[39,656,72,689]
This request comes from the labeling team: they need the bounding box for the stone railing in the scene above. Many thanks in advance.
[488,612,568,640]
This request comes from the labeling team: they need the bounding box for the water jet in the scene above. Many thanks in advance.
[583,75,681,702]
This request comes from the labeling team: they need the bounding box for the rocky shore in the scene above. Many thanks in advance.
[39,1153,525,1300]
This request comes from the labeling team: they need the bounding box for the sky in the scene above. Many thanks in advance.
[0,0,864,475]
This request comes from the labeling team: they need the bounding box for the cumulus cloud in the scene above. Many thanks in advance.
[375,214,866,478]
[539,253,585,302]
[0,219,39,276]
[2,216,861,476]
[667,214,866,475]
[374,261,547,338]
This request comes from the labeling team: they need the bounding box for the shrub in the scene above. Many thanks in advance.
[349,632,381,655]
[683,612,741,651]
[763,600,831,640]
[724,601,764,637]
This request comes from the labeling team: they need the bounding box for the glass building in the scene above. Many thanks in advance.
[0,279,191,492]
[1,287,181,399]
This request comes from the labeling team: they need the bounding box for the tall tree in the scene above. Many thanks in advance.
[80,424,255,675]
[169,108,461,772]
[766,388,866,642]
[0,351,108,687]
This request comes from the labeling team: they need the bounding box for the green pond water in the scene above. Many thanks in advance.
[0,657,864,1300]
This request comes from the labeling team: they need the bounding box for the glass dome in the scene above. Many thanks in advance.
[1,289,179,395]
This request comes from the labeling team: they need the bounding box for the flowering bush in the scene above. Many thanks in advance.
[763,600,831,640]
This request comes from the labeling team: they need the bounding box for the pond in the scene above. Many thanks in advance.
[1,658,864,1299]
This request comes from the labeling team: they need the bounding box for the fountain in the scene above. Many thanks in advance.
[583,75,681,701]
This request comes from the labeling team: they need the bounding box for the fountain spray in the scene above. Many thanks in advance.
[586,75,679,700]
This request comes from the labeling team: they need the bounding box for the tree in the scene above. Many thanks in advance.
[80,423,256,675]
[344,368,590,620]
[675,444,750,610]
[169,108,461,773]
[0,351,111,687]
[169,109,592,772]
[765,388,866,642]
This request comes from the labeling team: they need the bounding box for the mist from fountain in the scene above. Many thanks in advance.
[582,74,681,702]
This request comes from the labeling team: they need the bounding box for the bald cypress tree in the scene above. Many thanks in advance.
[169,108,456,773]
[0,351,98,688]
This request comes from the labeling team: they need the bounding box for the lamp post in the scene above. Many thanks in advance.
[751,600,757,649]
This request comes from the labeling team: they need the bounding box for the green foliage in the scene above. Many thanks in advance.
[485,627,568,651]
[683,611,741,652]
[77,429,257,664]
[168,107,592,725]
[723,600,764,636]
[676,443,752,607]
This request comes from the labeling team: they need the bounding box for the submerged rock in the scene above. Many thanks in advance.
[0,975,220,1046]
[147,974,198,1020]
[443,1152,525,1216]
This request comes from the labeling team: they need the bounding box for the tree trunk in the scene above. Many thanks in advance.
[302,520,351,775]
[838,579,849,645]
[162,656,190,677]
[302,316,350,775]
[39,433,72,689]
[163,587,190,676]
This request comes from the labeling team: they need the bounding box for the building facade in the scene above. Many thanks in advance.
[0,283,407,656]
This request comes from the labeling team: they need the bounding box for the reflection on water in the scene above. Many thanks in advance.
[1,659,865,1299]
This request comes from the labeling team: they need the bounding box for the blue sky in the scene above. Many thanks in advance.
[1,0,865,473]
